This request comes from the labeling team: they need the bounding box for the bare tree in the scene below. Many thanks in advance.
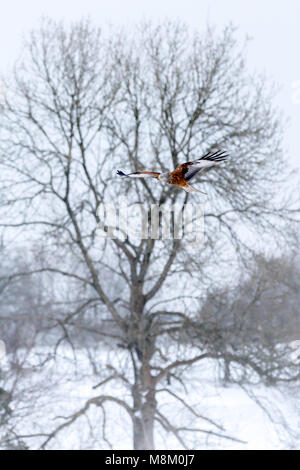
[0,19,299,449]
[199,251,300,386]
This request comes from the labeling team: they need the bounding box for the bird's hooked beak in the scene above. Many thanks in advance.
[158,175,161,180]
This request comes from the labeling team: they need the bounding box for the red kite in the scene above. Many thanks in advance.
[117,150,228,193]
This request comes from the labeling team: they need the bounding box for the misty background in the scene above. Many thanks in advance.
[1,0,300,170]
[0,1,299,451]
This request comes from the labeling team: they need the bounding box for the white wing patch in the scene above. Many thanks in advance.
[185,150,228,180]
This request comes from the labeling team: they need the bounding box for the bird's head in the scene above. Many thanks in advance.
[158,172,169,182]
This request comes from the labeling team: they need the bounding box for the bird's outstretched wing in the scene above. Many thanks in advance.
[178,150,228,181]
[117,170,160,179]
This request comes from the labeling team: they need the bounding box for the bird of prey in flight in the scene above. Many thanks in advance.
[117,150,228,193]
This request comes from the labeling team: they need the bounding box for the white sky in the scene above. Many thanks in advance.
[1,0,300,168]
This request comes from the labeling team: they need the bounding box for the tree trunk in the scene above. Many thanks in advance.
[222,358,231,386]
[132,388,156,450]
[131,351,157,450]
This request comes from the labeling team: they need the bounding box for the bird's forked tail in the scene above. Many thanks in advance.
[184,184,206,194]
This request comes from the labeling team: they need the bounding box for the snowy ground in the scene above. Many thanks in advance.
[1,345,299,450]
